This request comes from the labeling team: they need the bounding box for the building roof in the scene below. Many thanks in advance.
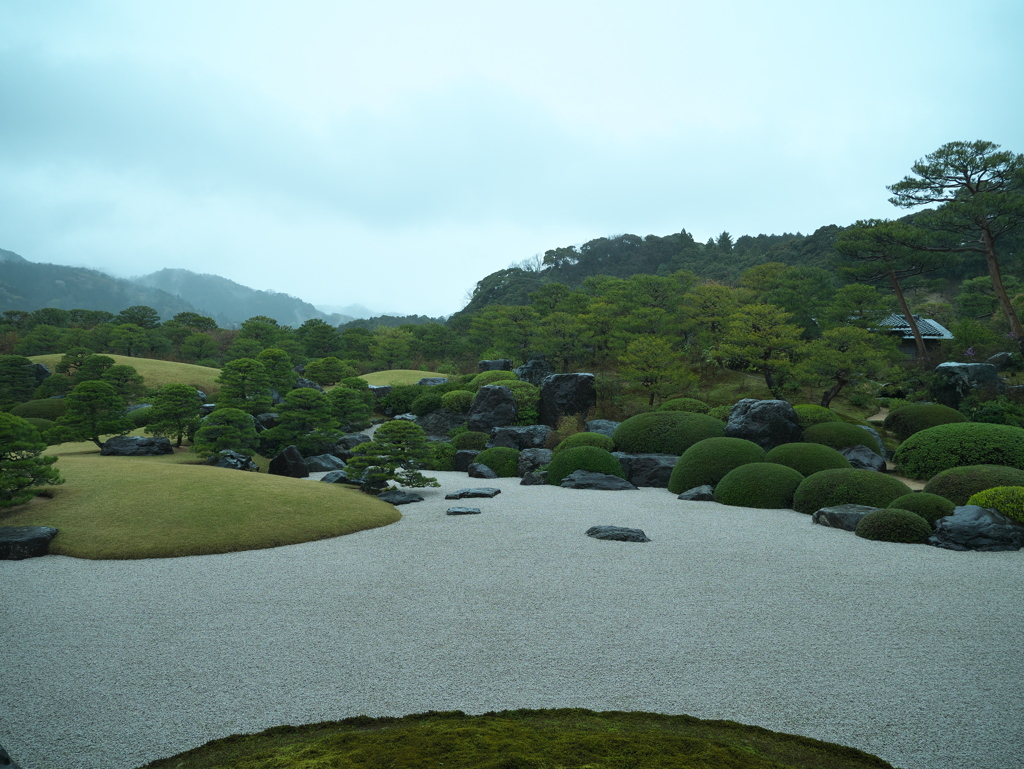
[878,313,954,340]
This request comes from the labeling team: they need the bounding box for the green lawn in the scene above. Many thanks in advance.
[0,441,400,559]
[360,369,448,386]
[30,354,222,395]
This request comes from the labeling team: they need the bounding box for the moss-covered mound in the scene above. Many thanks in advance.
[613,411,725,455]
[922,464,1024,506]
[793,404,843,430]
[886,493,955,525]
[667,437,766,494]
[138,708,898,769]
[892,422,1024,480]
[883,403,968,441]
[547,446,625,485]
[714,463,804,509]
[855,508,932,544]
[658,397,710,414]
[9,398,68,420]
[410,389,444,416]
[474,446,521,477]
[764,443,851,477]
[966,486,1024,524]
[453,431,490,451]
[553,431,614,454]
[792,469,912,515]
[802,422,880,455]
[440,389,475,413]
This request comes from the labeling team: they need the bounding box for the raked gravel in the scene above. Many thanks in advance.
[1,470,1022,769]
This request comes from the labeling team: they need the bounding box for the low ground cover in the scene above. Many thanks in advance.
[30,354,222,395]
[360,369,447,386]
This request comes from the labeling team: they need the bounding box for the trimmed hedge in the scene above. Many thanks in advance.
[793,404,843,430]
[713,463,804,509]
[553,432,614,454]
[802,422,881,456]
[923,464,1024,506]
[764,442,851,477]
[426,442,456,471]
[440,390,475,413]
[967,486,1024,524]
[883,403,968,441]
[127,406,154,428]
[453,431,490,451]
[892,422,1024,480]
[9,398,68,421]
[667,437,765,494]
[469,370,519,389]
[658,397,710,414]
[612,411,725,455]
[792,469,911,515]
[409,390,444,416]
[547,446,625,486]
[886,492,955,525]
[855,508,932,544]
[474,447,520,478]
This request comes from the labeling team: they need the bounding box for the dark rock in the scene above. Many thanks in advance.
[585,525,650,542]
[320,469,360,485]
[30,362,52,385]
[812,504,881,531]
[100,436,174,456]
[295,377,326,392]
[724,399,802,450]
[468,462,498,479]
[489,425,554,450]
[520,470,548,485]
[929,505,1024,551]
[254,412,280,430]
[467,385,518,432]
[0,741,23,768]
[518,448,553,477]
[126,403,152,412]
[446,507,482,515]
[269,388,285,406]
[985,351,1016,371]
[0,526,58,560]
[394,412,418,422]
[199,403,217,417]
[454,449,480,472]
[561,470,638,490]
[269,445,309,478]
[368,385,393,399]
[377,489,424,505]
[855,425,886,459]
[206,450,258,471]
[416,408,467,437]
[479,359,513,372]
[513,357,554,386]
[304,454,347,473]
[586,419,621,438]
[932,362,1006,408]
[417,377,448,386]
[445,487,502,499]
[333,433,372,461]
[612,453,677,488]
[677,485,715,501]
[195,389,207,402]
[840,445,886,472]
[539,373,597,427]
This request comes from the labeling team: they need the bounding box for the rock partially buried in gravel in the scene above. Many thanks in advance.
[467,462,498,479]
[377,490,424,506]
[520,470,548,485]
[561,471,638,490]
[812,504,880,531]
[446,507,482,515]
[677,485,715,501]
[320,470,360,485]
[445,487,502,500]
[0,526,58,560]
[586,525,651,542]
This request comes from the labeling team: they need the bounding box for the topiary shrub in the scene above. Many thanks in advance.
[764,442,851,477]
[966,486,1024,524]
[713,462,804,509]
[469,370,519,389]
[892,422,1024,480]
[667,437,765,494]
[380,385,422,415]
[502,380,541,425]
[10,398,68,421]
[658,397,710,414]
[547,446,625,486]
[425,441,456,472]
[802,422,881,456]
[855,508,932,543]
[127,406,154,429]
[883,403,968,441]
[409,389,444,417]
[792,469,912,514]
[21,417,56,436]
[707,405,730,421]
[923,464,1024,506]
[553,432,614,454]
[440,390,475,413]
[474,446,520,477]
[793,404,843,430]
[886,492,955,525]
[612,411,725,455]
[453,431,490,451]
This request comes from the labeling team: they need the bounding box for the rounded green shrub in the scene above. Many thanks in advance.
[966,486,1024,524]
[547,446,625,486]
[21,417,56,435]
[667,437,765,494]
[893,422,1024,480]
[469,370,519,389]
[440,390,475,413]
[502,380,541,424]
[10,398,68,421]
[792,469,912,514]
[713,462,804,509]
[127,406,154,428]
[707,405,730,421]
[886,492,955,525]
[453,431,490,451]
[409,389,444,416]
[765,442,851,477]
[855,508,932,543]
[426,441,456,472]
[380,385,422,414]
[923,464,1024,506]
[612,411,725,455]
[658,397,710,414]
[553,432,614,454]
[802,422,881,456]
[474,446,520,477]
[793,404,843,430]
[884,403,968,441]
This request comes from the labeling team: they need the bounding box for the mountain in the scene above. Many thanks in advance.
[0,248,29,264]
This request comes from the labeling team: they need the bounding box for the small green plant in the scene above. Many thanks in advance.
[440,390,475,413]
[792,469,911,514]
[923,464,1024,505]
[667,437,765,493]
[802,422,881,456]
[547,446,625,485]
[612,411,725,455]
[474,446,520,477]
[764,443,851,477]
[966,486,1024,523]
[453,431,490,451]
[883,403,968,441]
[713,462,804,509]
[127,406,154,429]
[893,422,1024,480]
[792,404,842,430]
[553,432,614,454]
[658,397,710,414]
[503,380,541,425]
[855,508,932,543]
[886,492,955,525]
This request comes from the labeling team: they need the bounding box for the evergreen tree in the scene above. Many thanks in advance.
[0,355,39,409]
[797,327,900,408]
[257,348,299,394]
[49,381,132,448]
[718,304,806,398]
[215,358,272,415]
[145,384,203,447]
[260,388,341,456]
[346,420,438,492]
[618,336,696,406]
[192,408,260,458]
[0,413,63,507]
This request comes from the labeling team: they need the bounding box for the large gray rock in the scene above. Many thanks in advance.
[932,362,1006,408]
[985,352,1016,371]
[295,377,326,392]
[488,425,553,450]
[320,469,360,486]
[812,504,881,531]
[446,487,502,500]
[840,445,886,472]
[677,485,715,501]
[539,373,597,427]
[585,419,621,438]
[478,359,513,372]
[206,450,258,471]
[514,358,554,386]
[561,470,638,490]
[333,433,373,462]
[612,453,678,488]
[518,448,553,477]
[467,462,498,479]
[929,505,1024,551]
[100,436,173,456]
[377,489,424,505]
[254,412,280,431]
[0,526,58,560]
[467,385,518,432]
[417,377,448,386]
[30,362,52,385]
[454,449,480,472]
[520,470,548,485]
[269,445,309,478]
[855,425,887,459]
[415,408,466,437]
[724,399,802,451]
[304,454,347,473]
[585,525,650,542]
[368,385,392,400]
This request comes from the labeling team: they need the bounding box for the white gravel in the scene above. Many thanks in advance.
[1,471,1022,769]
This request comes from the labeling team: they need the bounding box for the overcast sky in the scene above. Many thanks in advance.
[2,1,1022,319]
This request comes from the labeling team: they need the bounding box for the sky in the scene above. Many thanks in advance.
[1,1,1022,319]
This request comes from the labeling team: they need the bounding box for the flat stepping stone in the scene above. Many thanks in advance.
[445,488,501,500]
[377,490,424,505]
[561,471,637,490]
[586,525,650,543]
[0,526,59,560]
[446,507,482,515]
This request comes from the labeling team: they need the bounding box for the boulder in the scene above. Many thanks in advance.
[929,505,1024,551]
[416,377,448,386]
[0,526,58,560]
[126,403,152,413]
[268,445,309,478]
[254,412,280,431]
[479,359,513,372]
[454,449,480,472]
[585,525,650,542]
[199,403,217,417]
[445,487,502,500]
[468,462,498,479]
[724,399,802,450]
[333,433,372,461]
[467,385,518,432]
[0,742,23,769]
[855,425,886,459]
[932,362,1006,408]
[320,469,360,486]
[206,450,259,471]
[304,454,347,473]
[520,470,548,485]
[985,351,1016,371]
[677,485,715,501]
[100,436,174,456]
[269,388,286,406]
[415,408,467,437]
[518,448,553,477]
[368,385,393,400]
[539,373,597,427]
[295,377,326,392]
[811,504,881,531]
[394,412,418,422]
[30,362,52,385]
[513,358,554,386]
[488,425,554,450]
[612,453,677,488]
[561,470,638,490]
[446,507,482,515]
[377,489,424,505]
[585,419,621,438]
[840,445,886,472]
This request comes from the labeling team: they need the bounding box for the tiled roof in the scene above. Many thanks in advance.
[878,313,954,340]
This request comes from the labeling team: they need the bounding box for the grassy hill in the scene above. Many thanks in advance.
[361,369,447,386]
[31,354,222,394]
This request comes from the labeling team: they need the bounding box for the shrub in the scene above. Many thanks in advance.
[792,469,912,514]
[707,405,730,421]
[553,432,614,454]
[923,464,1024,505]
[967,486,1024,524]
[793,404,842,430]
[883,403,968,441]
[959,395,1024,428]
[425,441,456,472]
[802,422,881,456]
[380,385,423,415]
[612,411,725,455]
[886,492,955,525]
[192,408,260,458]
[453,431,490,451]
[713,463,804,509]
[346,420,439,492]
[127,406,154,428]
[10,398,68,421]
[544,414,585,449]
[855,508,932,543]
[667,437,765,493]
[474,447,520,477]
[658,397,710,414]
[21,417,56,435]
[764,443,851,477]
[547,446,625,486]
[0,412,63,507]
[502,380,541,425]
[409,389,444,417]
[440,390,475,413]
[469,370,518,389]
[892,422,1024,480]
